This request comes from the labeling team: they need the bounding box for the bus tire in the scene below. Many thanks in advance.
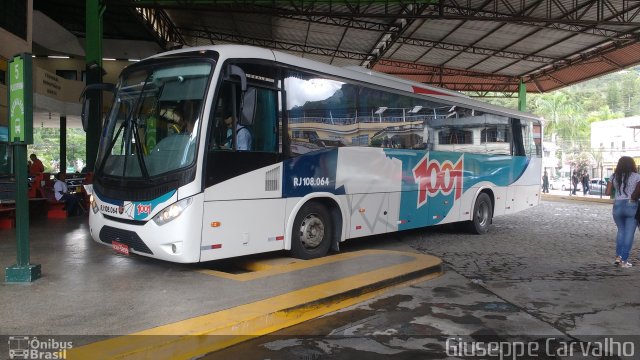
[467,192,492,234]
[291,202,332,259]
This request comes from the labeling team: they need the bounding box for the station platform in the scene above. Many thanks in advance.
[0,218,442,359]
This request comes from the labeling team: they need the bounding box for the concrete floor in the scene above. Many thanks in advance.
[208,197,640,359]
[2,195,637,359]
[0,216,441,359]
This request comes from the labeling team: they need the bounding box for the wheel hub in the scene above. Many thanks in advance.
[476,203,489,226]
[299,214,325,249]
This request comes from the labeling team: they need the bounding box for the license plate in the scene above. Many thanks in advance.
[112,240,130,255]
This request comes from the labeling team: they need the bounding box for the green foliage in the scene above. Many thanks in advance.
[370,137,383,147]
[27,128,86,173]
[482,66,640,165]
[568,152,596,174]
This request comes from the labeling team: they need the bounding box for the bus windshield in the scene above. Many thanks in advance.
[97,61,213,179]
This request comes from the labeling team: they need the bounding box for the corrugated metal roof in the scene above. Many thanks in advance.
[36,0,640,93]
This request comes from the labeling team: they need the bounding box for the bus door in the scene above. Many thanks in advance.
[201,63,286,260]
[509,118,540,212]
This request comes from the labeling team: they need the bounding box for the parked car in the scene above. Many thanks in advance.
[548,177,581,191]
[588,178,608,195]
[548,177,564,190]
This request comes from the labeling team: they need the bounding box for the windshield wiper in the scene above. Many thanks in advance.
[131,75,154,180]
[97,121,126,176]
[131,120,150,179]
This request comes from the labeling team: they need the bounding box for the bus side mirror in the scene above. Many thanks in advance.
[80,83,115,132]
[81,98,91,132]
[240,87,257,126]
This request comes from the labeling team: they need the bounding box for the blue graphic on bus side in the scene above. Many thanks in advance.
[384,150,529,230]
[283,148,530,231]
[283,148,343,197]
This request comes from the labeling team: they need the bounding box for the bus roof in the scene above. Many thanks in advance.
[149,44,541,122]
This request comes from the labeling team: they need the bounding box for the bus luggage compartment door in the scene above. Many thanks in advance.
[348,193,389,238]
[200,199,286,261]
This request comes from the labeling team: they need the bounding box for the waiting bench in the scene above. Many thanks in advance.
[0,205,16,229]
[0,177,51,228]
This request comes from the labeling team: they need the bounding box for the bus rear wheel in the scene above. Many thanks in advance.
[467,192,492,234]
[291,202,332,259]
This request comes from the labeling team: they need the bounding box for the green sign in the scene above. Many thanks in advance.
[8,54,33,144]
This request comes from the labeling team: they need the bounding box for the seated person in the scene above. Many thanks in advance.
[54,172,81,216]
[223,115,252,150]
[162,101,199,135]
[160,107,184,135]
[180,100,200,134]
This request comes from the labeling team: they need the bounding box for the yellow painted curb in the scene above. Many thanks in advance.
[542,193,613,204]
[197,248,423,281]
[67,250,442,360]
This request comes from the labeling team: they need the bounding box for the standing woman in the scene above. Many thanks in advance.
[606,156,640,268]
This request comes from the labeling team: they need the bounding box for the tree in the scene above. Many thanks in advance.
[606,82,623,114]
[620,73,640,116]
[571,152,596,174]
[28,128,86,173]
[530,91,584,155]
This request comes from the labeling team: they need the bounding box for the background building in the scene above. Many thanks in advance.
[591,116,640,177]
[542,140,559,176]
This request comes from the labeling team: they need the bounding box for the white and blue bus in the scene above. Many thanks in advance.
[82,45,542,263]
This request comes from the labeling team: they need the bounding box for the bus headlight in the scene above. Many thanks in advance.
[90,194,99,214]
[153,198,193,226]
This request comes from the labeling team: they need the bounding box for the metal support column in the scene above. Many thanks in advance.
[518,79,526,112]
[5,143,41,280]
[5,53,41,282]
[85,0,104,172]
[60,115,67,173]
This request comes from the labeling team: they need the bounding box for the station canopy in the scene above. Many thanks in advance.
[35,0,640,96]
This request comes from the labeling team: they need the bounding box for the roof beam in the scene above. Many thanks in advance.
[110,0,640,28]
[180,28,370,60]
[397,37,555,63]
[106,0,640,41]
[180,26,551,68]
[277,12,399,32]
[412,14,465,65]
[495,1,640,78]
[375,58,517,81]
[132,7,185,49]
[523,37,639,83]
[361,3,430,68]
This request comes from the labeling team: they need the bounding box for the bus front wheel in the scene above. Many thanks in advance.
[291,202,332,259]
[467,193,493,234]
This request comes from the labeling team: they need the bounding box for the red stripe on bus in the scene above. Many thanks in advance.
[412,86,454,97]
[211,244,222,249]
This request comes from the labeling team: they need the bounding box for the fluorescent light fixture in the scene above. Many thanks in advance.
[102,58,117,61]
[48,55,70,59]
[128,59,140,62]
